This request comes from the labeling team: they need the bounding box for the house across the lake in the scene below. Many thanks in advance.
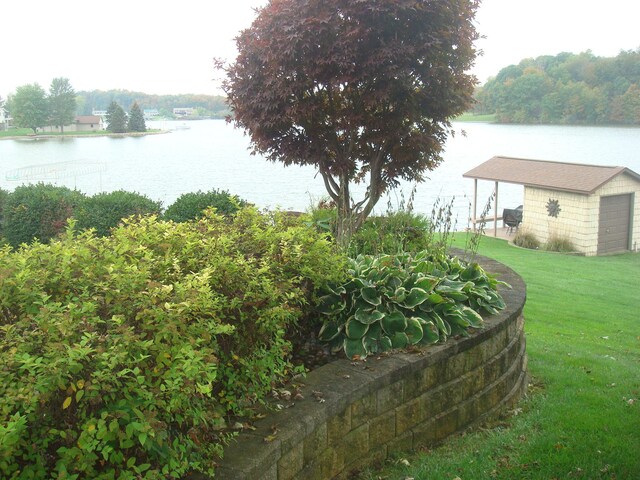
[0,108,10,131]
[173,107,195,118]
[38,115,104,133]
[464,156,640,256]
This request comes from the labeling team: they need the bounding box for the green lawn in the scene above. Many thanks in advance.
[454,112,496,122]
[360,236,640,480]
[0,129,162,138]
[0,128,32,137]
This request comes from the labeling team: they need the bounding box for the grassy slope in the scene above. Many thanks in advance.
[361,236,640,480]
[454,112,496,122]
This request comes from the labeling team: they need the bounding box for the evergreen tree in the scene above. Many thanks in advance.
[105,101,127,133]
[127,102,146,132]
[48,77,76,133]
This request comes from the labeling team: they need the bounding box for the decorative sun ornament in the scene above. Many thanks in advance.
[546,198,561,218]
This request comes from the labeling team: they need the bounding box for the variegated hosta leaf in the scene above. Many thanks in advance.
[318,320,342,341]
[361,286,382,306]
[345,317,369,340]
[406,318,424,345]
[381,310,407,335]
[402,288,429,309]
[354,308,385,325]
[344,337,367,359]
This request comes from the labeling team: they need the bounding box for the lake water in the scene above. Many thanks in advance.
[1,120,639,228]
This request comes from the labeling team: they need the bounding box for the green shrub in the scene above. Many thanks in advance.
[164,189,247,222]
[545,233,576,252]
[303,198,336,234]
[2,183,85,247]
[306,192,456,258]
[74,190,162,237]
[0,207,345,478]
[317,252,507,359]
[0,187,9,239]
[513,229,541,250]
[349,210,432,256]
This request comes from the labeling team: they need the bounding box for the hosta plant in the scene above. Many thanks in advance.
[317,252,508,359]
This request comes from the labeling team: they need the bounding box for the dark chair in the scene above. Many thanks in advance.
[503,207,522,234]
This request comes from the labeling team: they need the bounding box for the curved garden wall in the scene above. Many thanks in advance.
[213,254,527,480]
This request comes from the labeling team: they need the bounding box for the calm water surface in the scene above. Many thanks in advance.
[1,120,639,226]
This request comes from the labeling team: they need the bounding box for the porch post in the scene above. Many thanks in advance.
[472,178,478,229]
[494,181,499,237]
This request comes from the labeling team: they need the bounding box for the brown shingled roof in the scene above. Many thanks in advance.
[463,156,640,194]
[75,115,101,124]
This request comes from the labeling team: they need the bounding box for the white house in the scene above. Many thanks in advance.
[0,107,9,131]
[173,107,195,118]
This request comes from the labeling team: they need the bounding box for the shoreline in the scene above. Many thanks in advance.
[0,130,170,141]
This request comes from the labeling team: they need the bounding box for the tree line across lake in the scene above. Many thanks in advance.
[0,84,229,135]
[473,49,640,125]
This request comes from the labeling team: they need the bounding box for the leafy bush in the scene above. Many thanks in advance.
[164,189,247,222]
[545,233,576,252]
[317,252,508,359]
[2,183,85,247]
[303,197,336,234]
[0,207,345,478]
[513,229,541,250]
[349,211,432,256]
[74,190,162,236]
[307,190,458,258]
[0,187,9,239]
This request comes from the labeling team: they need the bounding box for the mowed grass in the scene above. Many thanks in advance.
[359,236,640,480]
[455,112,496,122]
[0,129,162,138]
[0,128,32,137]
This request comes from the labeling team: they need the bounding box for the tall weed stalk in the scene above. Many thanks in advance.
[463,192,495,259]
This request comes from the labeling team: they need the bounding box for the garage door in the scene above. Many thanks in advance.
[598,194,632,254]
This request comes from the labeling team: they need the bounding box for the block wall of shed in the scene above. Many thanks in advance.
[594,173,640,254]
[523,187,595,254]
[524,172,640,256]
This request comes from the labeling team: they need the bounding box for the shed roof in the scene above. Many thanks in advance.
[463,156,640,194]
[75,115,102,124]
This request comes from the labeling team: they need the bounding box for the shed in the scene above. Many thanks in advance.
[74,115,103,131]
[463,156,640,256]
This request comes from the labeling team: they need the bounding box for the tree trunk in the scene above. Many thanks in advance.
[334,171,355,249]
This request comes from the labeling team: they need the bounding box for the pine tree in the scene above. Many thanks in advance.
[105,101,127,133]
[127,102,146,132]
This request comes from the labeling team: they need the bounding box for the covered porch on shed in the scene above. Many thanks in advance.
[463,156,640,255]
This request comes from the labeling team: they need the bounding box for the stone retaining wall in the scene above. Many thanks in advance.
[214,255,527,480]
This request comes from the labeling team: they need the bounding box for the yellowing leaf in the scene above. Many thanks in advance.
[88,424,96,432]
[62,396,72,410]
[76,379,85,389]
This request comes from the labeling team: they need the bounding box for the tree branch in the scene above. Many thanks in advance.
[319,166,340,202]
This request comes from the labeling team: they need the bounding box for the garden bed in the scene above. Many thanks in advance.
[211,253,527,480]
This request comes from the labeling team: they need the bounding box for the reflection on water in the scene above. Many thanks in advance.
[1,120,639,228]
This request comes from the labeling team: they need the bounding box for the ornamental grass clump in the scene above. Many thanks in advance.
[545,233,576,252]
[317,251,508,359]
[0,207,345,479]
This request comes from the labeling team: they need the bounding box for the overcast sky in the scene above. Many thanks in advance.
[2,0,639,98]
